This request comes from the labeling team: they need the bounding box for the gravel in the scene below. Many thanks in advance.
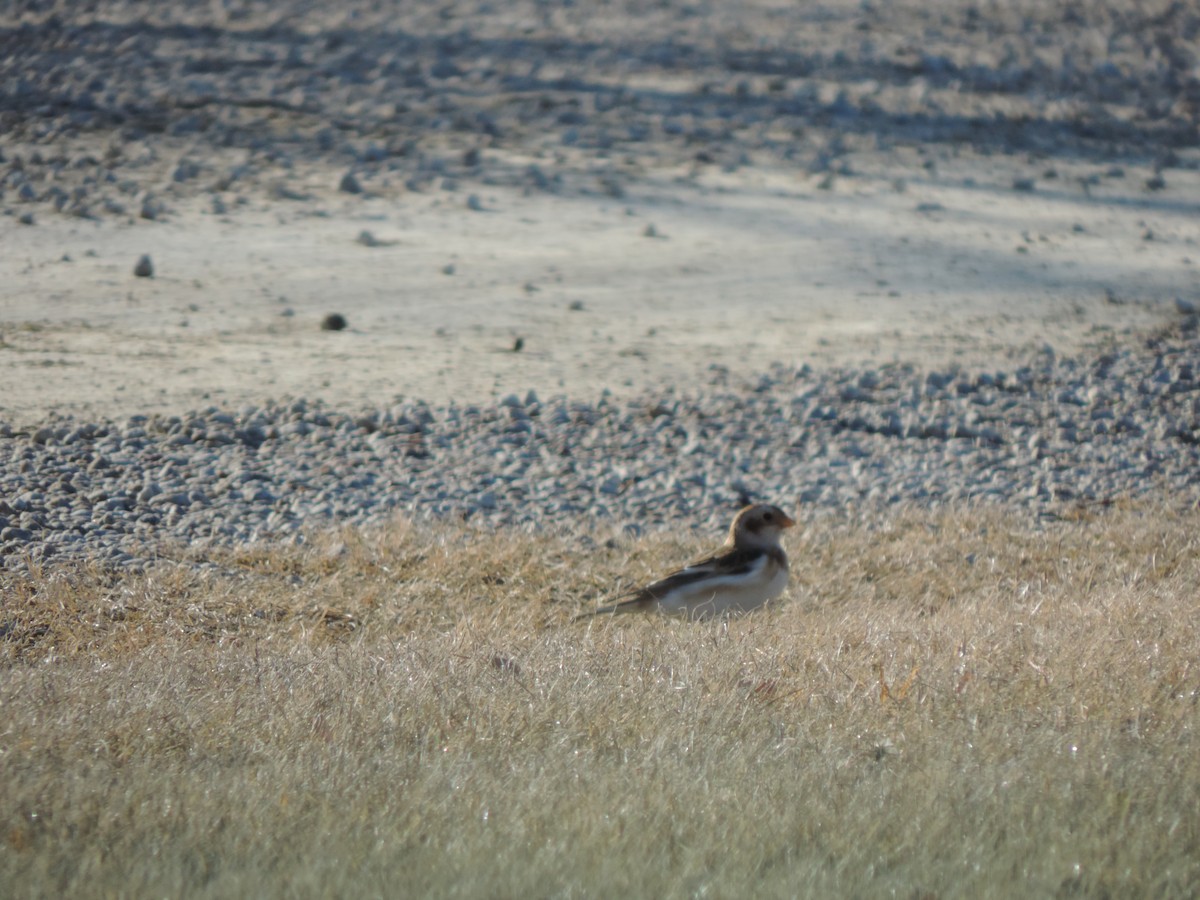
[2,322,1198,574]
[3,2,1199,219]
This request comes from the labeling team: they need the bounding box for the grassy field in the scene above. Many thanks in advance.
[2,503,1199,898]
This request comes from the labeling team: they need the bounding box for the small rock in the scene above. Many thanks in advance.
[1012,177,1036,192]
[430,58,462,79]
[269,183,311,202]
[173,161,200,183]
[339,171,363,194]
[525,164,552,191]
[321,313,348,331]
[133,254,154,278]
[466,194,484,211]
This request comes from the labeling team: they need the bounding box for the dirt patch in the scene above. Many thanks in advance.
[1,1,1197,426]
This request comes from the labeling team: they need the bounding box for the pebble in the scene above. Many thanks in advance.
[320,313,348,332]
[1,325,1199,574]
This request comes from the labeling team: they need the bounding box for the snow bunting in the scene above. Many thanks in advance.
[575,503,795,621]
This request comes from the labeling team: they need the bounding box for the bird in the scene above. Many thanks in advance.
[574,503,796,621]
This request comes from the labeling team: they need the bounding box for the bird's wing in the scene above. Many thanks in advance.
[634,546,768,602]
[573,546,767,620]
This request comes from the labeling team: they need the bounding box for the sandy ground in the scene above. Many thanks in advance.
[2,1,1198,427]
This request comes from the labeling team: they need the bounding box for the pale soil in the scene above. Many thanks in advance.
[4,148,1195,428]
[2,1,1198,427]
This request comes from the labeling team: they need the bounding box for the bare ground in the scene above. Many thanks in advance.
[2,1,1199,425]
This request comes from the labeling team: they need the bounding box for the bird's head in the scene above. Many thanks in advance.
[729,503,796,550]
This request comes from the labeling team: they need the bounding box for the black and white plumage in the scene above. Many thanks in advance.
[575,504,795,621]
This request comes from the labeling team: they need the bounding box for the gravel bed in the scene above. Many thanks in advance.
[2,321,1198,573]
[3,1,1199,220]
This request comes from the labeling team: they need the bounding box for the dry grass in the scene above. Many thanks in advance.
[3,504,1200,898]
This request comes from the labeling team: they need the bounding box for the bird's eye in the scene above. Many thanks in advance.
[763,512,773,521]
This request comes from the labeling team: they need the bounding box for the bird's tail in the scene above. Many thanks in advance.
[571,596,647,623]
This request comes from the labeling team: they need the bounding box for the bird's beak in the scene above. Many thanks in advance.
[780,513,796,529]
